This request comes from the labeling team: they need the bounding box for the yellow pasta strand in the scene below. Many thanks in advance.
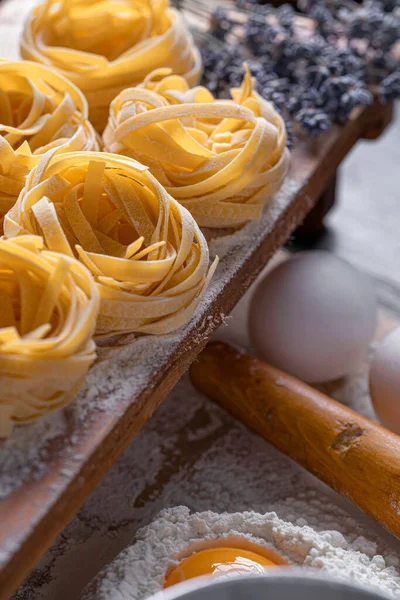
[0,60,100,233]
[5,151,217,337]
[104,67,290,228]
[21,0,201,132]
[0,235,100,438]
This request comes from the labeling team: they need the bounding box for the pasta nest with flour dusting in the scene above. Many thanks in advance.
[20,0,201,132]
[103,68,290,228]
[4,151,217,337]
[0,60,99,232]
[0,235,99,438]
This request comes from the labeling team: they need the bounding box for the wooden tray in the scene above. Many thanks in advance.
[0,1,394,597]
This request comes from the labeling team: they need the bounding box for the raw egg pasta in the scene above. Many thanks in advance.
[0,60,99,232]
[0,235,99,438]
[5,151,217,336]
[21,0,201,132]
[103,68,290,228]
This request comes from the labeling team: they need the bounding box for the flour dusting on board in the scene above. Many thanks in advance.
[81,506,400,600]
[0,178,298,502]
[0,411,67,501]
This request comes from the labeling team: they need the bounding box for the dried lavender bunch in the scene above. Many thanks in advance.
[201,14,372,136]
[202,0,399,136]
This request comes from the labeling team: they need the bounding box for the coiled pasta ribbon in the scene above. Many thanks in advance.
[103,68,290,228]
[0,60,99,232]
[4,151,217,337]
[0,235,99,438]
[21,0,201,132]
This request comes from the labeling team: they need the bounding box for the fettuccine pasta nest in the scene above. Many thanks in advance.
[0,60,99,232]
[20,0,201,132]
[103,68,290,228]
[4,151,217,336]
[0,235,99,438]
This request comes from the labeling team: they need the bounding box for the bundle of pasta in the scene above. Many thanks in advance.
[103,68,290,229]
[20,0,201,132]
[4,151,217,336]
[0,60,99,232]
[0,235,99,438]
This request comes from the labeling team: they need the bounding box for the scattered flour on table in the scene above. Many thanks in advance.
[13,357,400,600]
[81,506,400,600]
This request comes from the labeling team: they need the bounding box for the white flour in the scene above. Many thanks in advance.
[80,506,400,600]
[0,410,67,503]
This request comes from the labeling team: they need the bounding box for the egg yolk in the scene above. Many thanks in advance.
[164,547,276,588]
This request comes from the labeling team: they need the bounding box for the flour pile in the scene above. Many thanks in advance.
[81,506,400,600]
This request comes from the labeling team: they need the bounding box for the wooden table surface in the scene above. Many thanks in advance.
[0,0,396,598]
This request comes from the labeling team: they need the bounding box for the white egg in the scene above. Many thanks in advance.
[248,251,377,383]
[370,327,400,434]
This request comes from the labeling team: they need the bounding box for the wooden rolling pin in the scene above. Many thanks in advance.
[190,342,400,538]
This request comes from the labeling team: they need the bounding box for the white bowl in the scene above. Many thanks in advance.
[148,570,392,600]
